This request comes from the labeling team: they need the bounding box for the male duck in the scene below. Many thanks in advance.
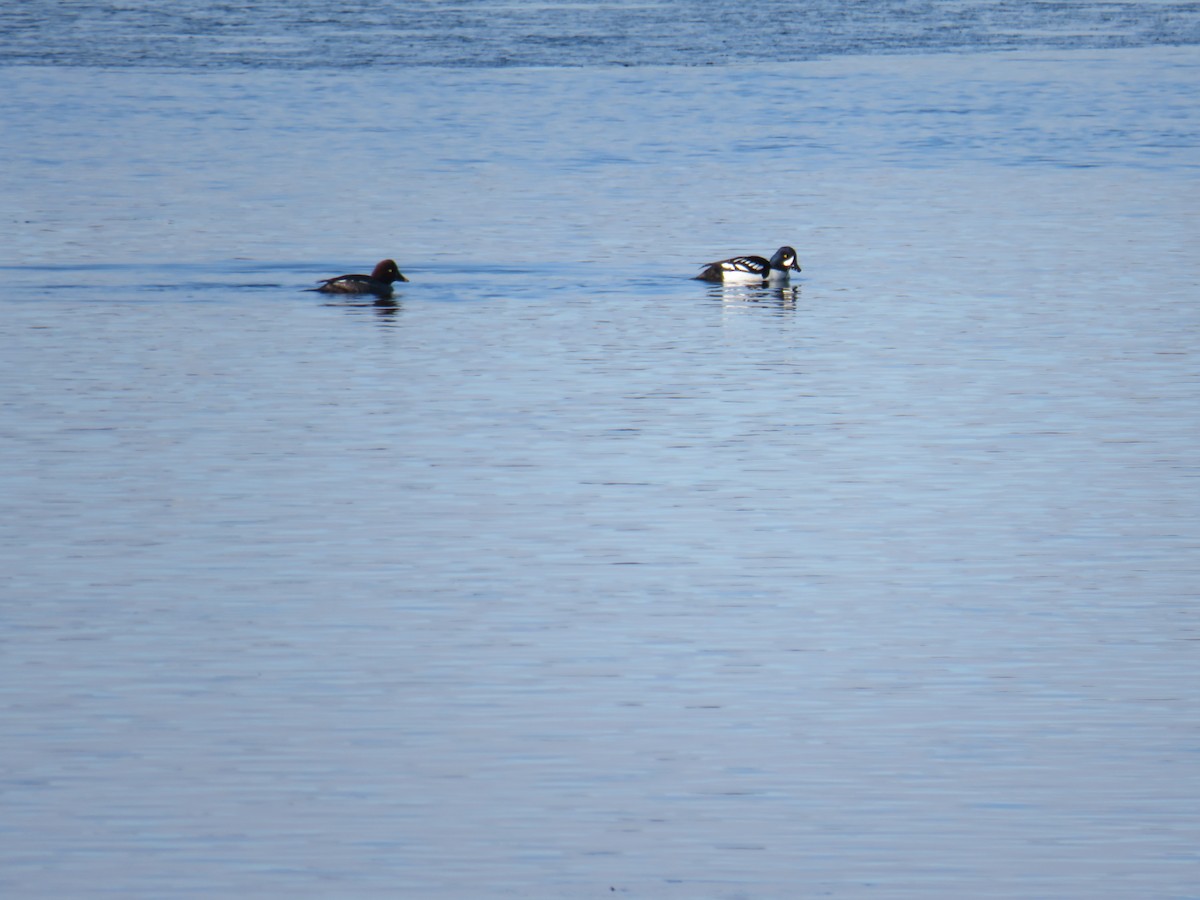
[313,259,408,297]
[696,246,802,285]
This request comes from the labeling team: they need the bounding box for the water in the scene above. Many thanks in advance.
[2,4,1199,899]
[3,0,1200,67]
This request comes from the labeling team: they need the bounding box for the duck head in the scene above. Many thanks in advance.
[371,259,409,283]
[770,246,802,272]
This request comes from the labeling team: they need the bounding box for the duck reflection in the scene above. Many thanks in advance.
[321,295,403,322]
[707,281,800,311]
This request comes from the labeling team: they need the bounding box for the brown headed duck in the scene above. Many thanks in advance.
[312,259,408,297]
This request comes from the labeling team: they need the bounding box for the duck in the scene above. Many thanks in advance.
[695,246,802,285]
[312,259,408,297]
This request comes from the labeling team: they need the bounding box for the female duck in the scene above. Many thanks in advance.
[696,246,801,285]
[313,259,408,297]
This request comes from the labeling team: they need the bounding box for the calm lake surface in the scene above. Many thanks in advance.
[2,2,1199,898]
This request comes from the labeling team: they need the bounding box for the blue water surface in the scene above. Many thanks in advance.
[1,4,1199,899]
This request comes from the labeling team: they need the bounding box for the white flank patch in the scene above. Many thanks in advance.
[719,265,766,284]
